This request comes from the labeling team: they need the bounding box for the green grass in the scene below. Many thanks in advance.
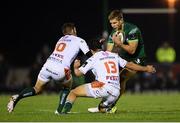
[0,92,180,122]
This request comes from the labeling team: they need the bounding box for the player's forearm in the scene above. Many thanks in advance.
[126,62,148,72]
[74,68,83,76]
[119,44,136,54]
[107,43,114,52]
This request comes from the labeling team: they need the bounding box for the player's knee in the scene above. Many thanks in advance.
[70,89,77,96]
[33,86,43,94]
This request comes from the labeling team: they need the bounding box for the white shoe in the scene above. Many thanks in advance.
[7,95,19,113]
[54,110,60,115]
[88,107,99,113]
[88,106,117,113]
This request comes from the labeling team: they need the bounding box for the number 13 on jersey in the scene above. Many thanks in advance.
[104,61,117,74]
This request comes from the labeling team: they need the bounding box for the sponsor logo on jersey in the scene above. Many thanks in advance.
[106,76,118,81]
[52,53,64,59]
[99,56,115,61]
[80,40,84,43]
[46,68,58,75]
[135,58,140,64]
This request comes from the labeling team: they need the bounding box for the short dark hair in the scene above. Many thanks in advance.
[61,23,75,35]
[88,38,103,51]
[108,9,123,21]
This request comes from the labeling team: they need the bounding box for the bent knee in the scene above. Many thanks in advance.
[71,89,78,95]
[70,87,87,96]
[33,86,43,94]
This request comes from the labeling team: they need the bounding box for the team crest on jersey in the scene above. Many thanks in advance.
[135,58,140,64]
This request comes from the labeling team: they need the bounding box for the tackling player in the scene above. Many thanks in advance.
[88,9,147,113]
[60,39,155,114]
[7,23,93,113]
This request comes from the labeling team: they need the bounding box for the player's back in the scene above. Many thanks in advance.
[49,35,89,68]
[92,51,126,87]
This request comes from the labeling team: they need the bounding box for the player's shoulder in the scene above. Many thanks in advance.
[95,51,118,57]
[63,35,85,45]
[72,35,83,40]
[125,22,138,28]
[124,22,140,34]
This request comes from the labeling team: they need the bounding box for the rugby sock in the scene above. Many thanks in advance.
[14,87,36,106]
[62,101,72,113]
[57,88,70,113]
[18,87,36,100]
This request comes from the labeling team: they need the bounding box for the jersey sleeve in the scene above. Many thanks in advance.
[79,56,95,74]
[79,39,90,54]
[127,27,139,42]
[107,31,115,44]
[117,55,127,68]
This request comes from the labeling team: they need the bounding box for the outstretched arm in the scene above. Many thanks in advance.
[125,62,156,73]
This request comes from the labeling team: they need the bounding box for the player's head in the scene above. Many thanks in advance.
[108,9,124,31]
[62,23,77,36]
[89,38,103,52]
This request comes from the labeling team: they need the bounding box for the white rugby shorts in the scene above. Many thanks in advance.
[85,81,120,104]
[38,59,71,83]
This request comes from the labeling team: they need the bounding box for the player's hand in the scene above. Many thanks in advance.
[146,65,156,73]
[74,59,81,69]
[112,32,123,47]
[99,38,105,43]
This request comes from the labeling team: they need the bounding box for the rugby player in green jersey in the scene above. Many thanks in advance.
[88,9,147,113]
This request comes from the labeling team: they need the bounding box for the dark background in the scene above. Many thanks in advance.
[1,0,180,66]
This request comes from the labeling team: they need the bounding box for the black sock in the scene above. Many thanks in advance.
[57,88,70,113]
[13,87,36,107]
[62,101,72,113]
[18,87,36,100]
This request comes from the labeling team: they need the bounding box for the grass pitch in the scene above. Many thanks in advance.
[0,92,180,122]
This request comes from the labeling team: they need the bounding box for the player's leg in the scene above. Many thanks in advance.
[88,69,136,113]
[97,85,120,113]
[7,79,46,113]
[62,81,110,114]
[56,75,73,114]
[7,64,51,113]
[109,68,136,110]
[120,68,136,95]
[61,84,88,113]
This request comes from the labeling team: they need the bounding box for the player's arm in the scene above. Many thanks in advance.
[112,33,138,54]
[125,62,156,73]
[107,43,114,52]
[79,39,93,58]
[85,51,93,58]
[106,33,114,52]
[74,56,95,76]
[74,59,83,76]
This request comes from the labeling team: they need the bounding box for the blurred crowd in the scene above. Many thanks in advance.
[0,42,179,93]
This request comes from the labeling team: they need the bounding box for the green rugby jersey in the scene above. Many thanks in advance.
[108,22,146,63]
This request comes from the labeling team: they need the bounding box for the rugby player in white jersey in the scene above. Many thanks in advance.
[7,23,93,113]
[60,39,156,114]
